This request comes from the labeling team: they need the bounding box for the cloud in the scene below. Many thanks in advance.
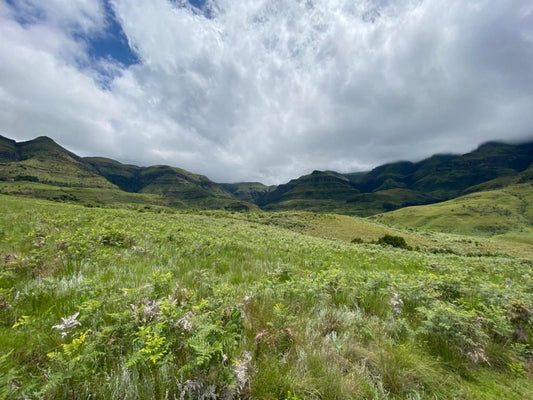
[1,0,532,184]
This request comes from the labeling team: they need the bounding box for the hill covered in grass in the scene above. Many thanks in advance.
[0,136,116,189]
[256,141,533,215]
[1,195,533,399]
[372,183,533,243]
[84,157,249,209]
[0,135,253,211]
[220,182,274,203]
[1,134,532,216]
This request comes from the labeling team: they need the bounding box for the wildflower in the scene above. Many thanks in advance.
[177,311,194,332]
[233,351,252,390]
[390,292,403,314]
[131,245,148,253]
[254,330,269,345]
[130,299,160,324]
[52,312,81,338]
[467,347,489,364]
[143,300,160,322]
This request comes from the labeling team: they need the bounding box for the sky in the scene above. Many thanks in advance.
[1,0,532,184]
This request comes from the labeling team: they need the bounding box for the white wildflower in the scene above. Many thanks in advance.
[467,347,489,364]
[390,293,403,314]
[52,312,81,338]
[143,300,160,321]
[233,351,252,390]
[130,299,160,324]
[131,246,148,253]
[177,311,194,332]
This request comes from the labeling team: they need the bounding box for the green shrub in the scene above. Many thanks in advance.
[376,234,410,249]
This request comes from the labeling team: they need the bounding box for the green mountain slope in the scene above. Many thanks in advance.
[220,182,274,203]
[0,135,253,210]
[0,135,116,188]
[2,134,532,216]
[256,170,361,212]
[372,183,533,243]
[84,157,251,209]
[257,141,533,215]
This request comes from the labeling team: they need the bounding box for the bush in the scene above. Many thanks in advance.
[376,234,410,249]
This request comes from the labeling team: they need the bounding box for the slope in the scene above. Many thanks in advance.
[372,183,533,244]
[84,157,252,210]
[0,135,253,210]
[220,182,274,203]
[0,135,116,188]
[1,195,532,399]
[257,140,533,216]
[257,170,361,213]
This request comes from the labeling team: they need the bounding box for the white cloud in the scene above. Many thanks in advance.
[9,0,107,34]
[1,0,532,184]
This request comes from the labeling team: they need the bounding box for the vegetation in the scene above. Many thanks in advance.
[220,182,274,203]
[2,135,531,216]
[376,234,410,249]
[256,142,533,216]
[373,184,533,242]
[0,136,253,211]
[1,195,532,399]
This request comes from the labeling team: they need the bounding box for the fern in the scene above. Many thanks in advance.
[0,351,21,400]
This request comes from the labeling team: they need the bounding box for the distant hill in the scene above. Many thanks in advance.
[0,135,116,188]
[220,182,275,203]
[255,140,533,216]
[84,157,244,209]
[257,170,360,208]
[0,135,253,210]
[372,183,533,243]
[1,134,532,215]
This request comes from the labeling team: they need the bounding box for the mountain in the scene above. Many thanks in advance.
[1,134,532,215]
[220,182,275,203]
[256,140,533,216]
[255,170,361,213]
[355,141,533,197]
[0,135,116,188]
[84,157,247,209]
[372,183,533,242]
[0,135,252,210]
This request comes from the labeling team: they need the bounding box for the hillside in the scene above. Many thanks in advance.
[0,135,116,189]
[220,182,274,203]
[1,134,532,216]
[84,157,249,209]
[257,141,533,216]
[256,170,362,213]
[1,195,532,399]
[0,136,253,210]
[372,183,533,244]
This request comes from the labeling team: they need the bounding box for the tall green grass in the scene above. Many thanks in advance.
[1,195,532,399]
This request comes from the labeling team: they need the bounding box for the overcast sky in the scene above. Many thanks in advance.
[1,0,532,184]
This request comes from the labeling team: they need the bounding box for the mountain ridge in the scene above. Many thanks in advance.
[0,135,252,210]
[1,134,532,215]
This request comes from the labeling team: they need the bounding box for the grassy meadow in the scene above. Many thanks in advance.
[1,194,533,399]
[373,184,533,244]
